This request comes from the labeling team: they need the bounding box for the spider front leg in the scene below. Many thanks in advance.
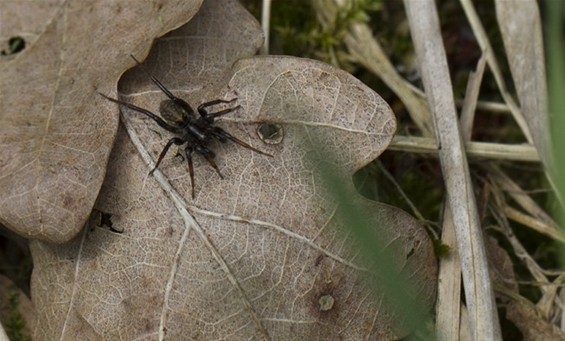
[150,137,185,175]
[130,55,197,117]
[197,98,241,122]
[99,93,182,134]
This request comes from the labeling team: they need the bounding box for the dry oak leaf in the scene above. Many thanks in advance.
[30,1,437,339]
[31,55,437,339]
[0,0,203,243]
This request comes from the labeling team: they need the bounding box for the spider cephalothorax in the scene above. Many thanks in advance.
[101,56,272,198]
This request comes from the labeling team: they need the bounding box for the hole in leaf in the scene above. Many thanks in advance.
[257,123,284,144]
[1,36,26,56]
[94,209,123,234]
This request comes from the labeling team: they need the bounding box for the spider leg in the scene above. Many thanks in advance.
[130,55,196,116]
[195,144,224,179]
[211,127,273,157]
[99,93,182,134]
[130,55,176,100]
[200,105,242,123]
[185,146,196,199]
[149,137,185,175]
[197,98,239,120]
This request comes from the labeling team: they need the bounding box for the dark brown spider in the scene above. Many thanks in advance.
[100,56,272,198]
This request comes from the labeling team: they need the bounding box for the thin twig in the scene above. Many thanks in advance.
[260,0,272,55]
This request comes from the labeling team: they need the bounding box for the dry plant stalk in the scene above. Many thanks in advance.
[312,0,560,339]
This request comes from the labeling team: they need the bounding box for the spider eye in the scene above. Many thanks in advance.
[160,99,188,125]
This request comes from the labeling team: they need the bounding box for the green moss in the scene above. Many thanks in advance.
[3,291,30,341]
[266,0,382,71]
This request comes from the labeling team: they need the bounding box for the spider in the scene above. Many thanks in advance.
[100,56,272,198]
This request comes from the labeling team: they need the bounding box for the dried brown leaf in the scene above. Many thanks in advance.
[0,0,203,243]
[30,0,437,339]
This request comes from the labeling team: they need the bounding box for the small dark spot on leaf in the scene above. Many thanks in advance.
[406,247,415,259]
[62,193,74,210]
[315,254,324,266]
[144,318,155,333]
[317,72,331,82]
